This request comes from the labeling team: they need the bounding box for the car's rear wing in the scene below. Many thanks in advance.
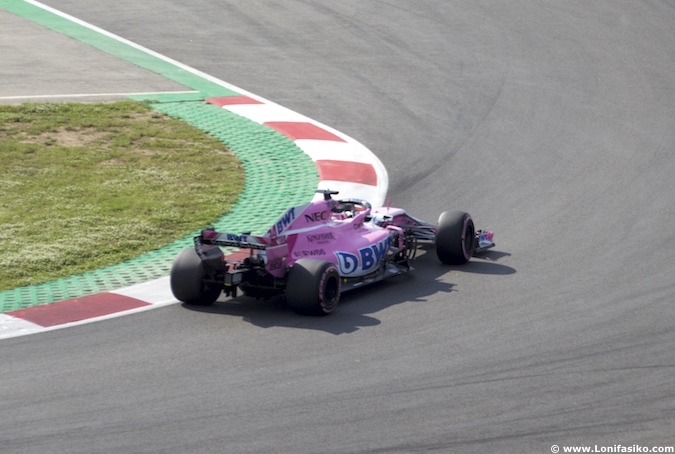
[197,228,267,250]
[195,228,289,278]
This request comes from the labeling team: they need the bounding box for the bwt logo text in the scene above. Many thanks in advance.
[335,236,392,275]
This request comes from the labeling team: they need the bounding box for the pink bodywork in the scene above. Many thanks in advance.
[250,198,402,278]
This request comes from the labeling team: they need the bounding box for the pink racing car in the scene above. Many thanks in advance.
[170,189,494,315]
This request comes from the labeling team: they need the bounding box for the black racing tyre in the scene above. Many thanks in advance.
[436,211,476,265]
[286,259,341,316]
[170,248,221,305]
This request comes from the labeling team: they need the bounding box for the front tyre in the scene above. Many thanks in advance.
[170,248,221,305]
[286,259,341,316]
[436,211,476,265]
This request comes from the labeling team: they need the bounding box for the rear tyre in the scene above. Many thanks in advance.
[286,259,340,316]
[170,248,221,305]
[436,211,476,265]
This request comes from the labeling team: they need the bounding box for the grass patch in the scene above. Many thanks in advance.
[0,101,245,291]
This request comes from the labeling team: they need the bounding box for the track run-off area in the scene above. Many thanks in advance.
[2,1,674,453]
[0,0,386,336]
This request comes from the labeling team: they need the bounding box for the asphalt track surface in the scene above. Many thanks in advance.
[2,1,674,453]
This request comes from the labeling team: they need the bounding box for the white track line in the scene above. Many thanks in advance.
[1,0,389,340]
[25,0,389,206]
[0,90,199,101]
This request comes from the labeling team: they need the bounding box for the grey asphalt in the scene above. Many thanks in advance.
[0,8,189,103]
[2,1,674,453]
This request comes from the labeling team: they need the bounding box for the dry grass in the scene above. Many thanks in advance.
[0,101,244,290]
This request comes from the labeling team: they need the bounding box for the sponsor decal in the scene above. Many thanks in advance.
[268,260,284,271]
[304,210,329,223]
[335,251,359,275]
[293,249,326,258]
[226,233,248,243]
[306,232,335,244]
[335,236,392,275]
[270,207,296,237]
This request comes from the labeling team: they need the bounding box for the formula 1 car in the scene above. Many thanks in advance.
[170,189,494,315]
